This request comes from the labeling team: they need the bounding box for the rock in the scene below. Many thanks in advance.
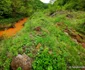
[36,43,41,50]
[66,14,73,18]
[72,39,78,44]
[82,43,85,48]
[81,68,85,70]
[34,26,41,31]
[57,22,64,26]
[11,54,32,70]
[64,32,69,36]
[49,12,55,16]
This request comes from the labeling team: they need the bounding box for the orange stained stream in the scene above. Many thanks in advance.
[0,18,28,37]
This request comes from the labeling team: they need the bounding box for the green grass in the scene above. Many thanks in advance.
[0,11,85,70]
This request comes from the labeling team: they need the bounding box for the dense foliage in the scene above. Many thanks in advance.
[0,0,85,70]
[0,11,85,70]
[48,0,85,11]
[0,0,48,18]
[1,0,85,18]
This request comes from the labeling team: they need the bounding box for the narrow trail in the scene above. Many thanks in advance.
[0,18,28,37]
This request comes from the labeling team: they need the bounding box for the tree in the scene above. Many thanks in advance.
[51,0,85,10]
[0,0,48,18]
[0,0,12,18]
[11,0,25,17]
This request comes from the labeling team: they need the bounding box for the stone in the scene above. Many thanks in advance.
[34,26,41,31]
[11,54,32,70]
[66,14,73,18]
[82,43,85,48]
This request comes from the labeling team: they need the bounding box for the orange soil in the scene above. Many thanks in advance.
[0,18,28,37]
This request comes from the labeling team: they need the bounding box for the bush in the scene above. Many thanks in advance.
[32,47,67,70]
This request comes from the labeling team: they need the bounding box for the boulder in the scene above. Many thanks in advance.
[11,54,32,70]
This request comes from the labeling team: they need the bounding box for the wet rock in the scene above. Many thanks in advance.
[11,54,32,70]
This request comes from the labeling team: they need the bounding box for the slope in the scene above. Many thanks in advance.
[0,11,85,70]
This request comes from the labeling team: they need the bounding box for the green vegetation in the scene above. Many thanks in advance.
[49,0,85,11]
[0,0,48,18]
[0,11,85,70]
[0,0,85,70]
[0,0,48,30]
[0,17,24,30]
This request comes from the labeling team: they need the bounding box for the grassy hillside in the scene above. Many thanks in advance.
[0,11,85,70]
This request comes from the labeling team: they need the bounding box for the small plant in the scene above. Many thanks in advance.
[32,47,67,70]
[17,67,22,70]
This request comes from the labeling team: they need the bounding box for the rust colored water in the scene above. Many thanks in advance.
[0,18,28,37]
